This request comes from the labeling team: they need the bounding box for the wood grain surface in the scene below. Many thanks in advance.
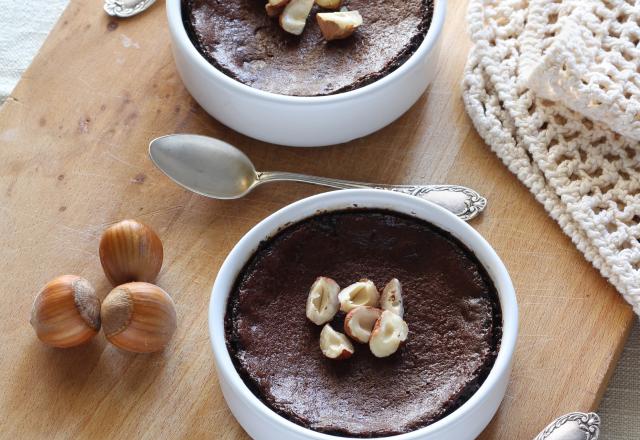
[0,0,634,438]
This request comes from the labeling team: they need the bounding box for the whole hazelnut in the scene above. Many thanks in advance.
[30,275,101,348]
[101,282,176,353]
[99,219,163,286]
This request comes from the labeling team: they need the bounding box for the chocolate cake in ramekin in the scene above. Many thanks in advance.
[208,189,518,439]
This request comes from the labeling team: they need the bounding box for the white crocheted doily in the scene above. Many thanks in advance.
[463,0,640,314]
[523,0,640,141]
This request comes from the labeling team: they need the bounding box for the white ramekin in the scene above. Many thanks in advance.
[166,0,446,147]
[209,189,518,440]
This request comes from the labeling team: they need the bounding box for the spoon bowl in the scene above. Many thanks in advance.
[150,134,258,199]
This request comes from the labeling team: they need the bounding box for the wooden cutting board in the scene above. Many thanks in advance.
[0,0,633,438]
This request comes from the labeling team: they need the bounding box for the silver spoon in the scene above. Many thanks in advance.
[534,412,600,440]
[148,134,487,221]
[104,0,156,17]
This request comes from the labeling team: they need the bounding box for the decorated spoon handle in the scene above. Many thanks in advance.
[533,412,600,440]
[256,171,487,222]
[104,0,156,17]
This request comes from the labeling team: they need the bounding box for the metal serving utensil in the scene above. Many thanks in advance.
[534,412,600,440]
[104,0,156,17]
[148,134,487,221]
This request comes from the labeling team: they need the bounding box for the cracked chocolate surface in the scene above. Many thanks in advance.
[183,0,434,96]
[226,210,502,437]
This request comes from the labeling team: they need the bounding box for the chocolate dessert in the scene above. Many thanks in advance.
[182,0,435,96]
[225,210,502,437]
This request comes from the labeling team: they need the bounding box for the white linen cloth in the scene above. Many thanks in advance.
[0,0,636,437]
[0,0,68,101]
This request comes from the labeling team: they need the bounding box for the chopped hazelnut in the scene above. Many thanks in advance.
[315,0,342,10]
[316,11,363,41]
[280,0,315,35]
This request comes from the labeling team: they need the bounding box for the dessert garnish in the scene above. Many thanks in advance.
[265,0,362,40]
[265,0,290,17]
[305,276,340,325]
[319,324,354,359]
[338,279,380,312]
[315,0,342,9]
[316,11,363,41]
[344,306,382,343]
[380,277,404,318]
[279,0,314,35]
[369,310,409,358]
[307,277,409,358]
